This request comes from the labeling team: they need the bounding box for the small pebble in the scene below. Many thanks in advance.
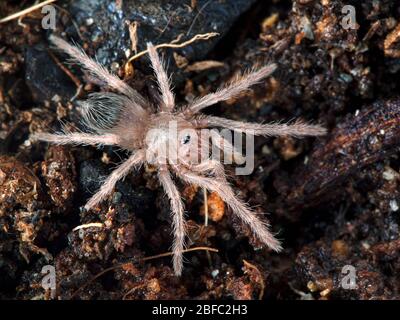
[389,200,399,212]
[211,269,219,278]
[86,18,94,26]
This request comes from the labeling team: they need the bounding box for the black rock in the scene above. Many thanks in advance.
[114,181,156,221]
[25,44,76,103]
[78,159,107,197]
[78,158,155,218]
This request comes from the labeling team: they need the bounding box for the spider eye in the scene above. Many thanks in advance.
[181,134,191,145]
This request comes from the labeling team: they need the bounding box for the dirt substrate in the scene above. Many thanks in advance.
[0,0,400,300]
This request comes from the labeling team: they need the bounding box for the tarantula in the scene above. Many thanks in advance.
[32,35,326,275]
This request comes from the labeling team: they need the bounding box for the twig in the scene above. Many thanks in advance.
[285,99,400,215]
[126,32,219,64]
[127,21,139,54]
[0,0,57,24]
[185,60,225,72]
[70,246,218,299]
[72,222,103,232]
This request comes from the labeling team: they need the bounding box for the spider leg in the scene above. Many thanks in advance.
[196,116,327,138]
[80,92,149,134]
[188,159,226,180]
[173,165,282,252]
[209,130,245,164]
[158,165,186,276]
[31,132,120,146]
[183,64,277,116]
[85,150,145,210]
[147,43,175,111]
[49,35,147,108]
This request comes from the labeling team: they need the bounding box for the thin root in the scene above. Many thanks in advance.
[0,0,57,24]
[70,246,218,299]
[126,32,219,64]
[122,283,146,300]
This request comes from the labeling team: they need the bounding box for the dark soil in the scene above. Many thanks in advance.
[1,0,400,300]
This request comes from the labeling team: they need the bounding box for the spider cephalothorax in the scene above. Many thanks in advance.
[33,35,326,275]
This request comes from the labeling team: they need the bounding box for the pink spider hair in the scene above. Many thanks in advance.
[32,35,326,275]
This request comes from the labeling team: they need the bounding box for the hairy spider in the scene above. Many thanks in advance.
[32,35,326,275]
